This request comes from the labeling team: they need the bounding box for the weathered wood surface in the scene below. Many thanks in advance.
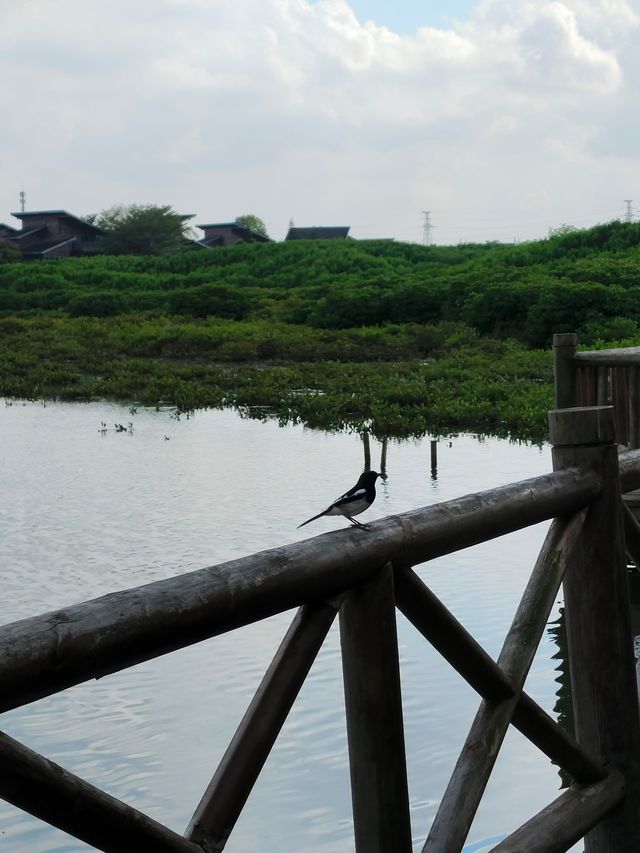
[491,771,625,853]
[578,366,597,407]
[629,366,640,449]
[340,564,412,853]
[596,366,608,406]
[575,346,640,366]
[186,597,342,852]
[423,512,583,853]
[613,366,630,446]
[0,731,203,853]
[0,467,601,714]
[551,405,640,852]
[618,448,640,492]
[553,333,578,408]
[550,406,616,447]
[623,502,640,567]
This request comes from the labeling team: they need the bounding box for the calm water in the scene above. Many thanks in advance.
[0,400,578,851]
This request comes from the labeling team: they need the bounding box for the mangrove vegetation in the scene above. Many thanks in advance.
[1,220,639,442]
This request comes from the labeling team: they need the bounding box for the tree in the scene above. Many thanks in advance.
[548,224,578,238]
[0,240,20,263]
[235,214,269,238]
[96,204,192,255]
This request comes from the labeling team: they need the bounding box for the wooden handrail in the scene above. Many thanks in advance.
[0,467,601,714]
[0,731,203,853]
[575,347,640,366]
[553,334,640,450]
[491,771,625,853]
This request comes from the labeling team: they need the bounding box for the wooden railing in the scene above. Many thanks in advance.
[1,403,640,852]
[554,331,640,570]
[554,332,640,448]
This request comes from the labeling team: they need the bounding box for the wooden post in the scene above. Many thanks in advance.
[613,367,629,446]
[380,436,388,476]
[553,333,578,409]
[629,366,640,449]
[340,564,412,853]
[596,367,608,406]
[430,440,438,477]
[362,430,371,470]
[550,405,640,852]
[186,597,342,851]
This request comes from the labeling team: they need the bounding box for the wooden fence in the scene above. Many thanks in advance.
[554,332,640,448]
[2,361,640,850]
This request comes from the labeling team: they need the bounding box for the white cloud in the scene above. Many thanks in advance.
[1,0,639,242]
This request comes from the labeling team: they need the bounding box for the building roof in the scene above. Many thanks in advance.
[196,221,271,243]
[10,210,103,233]
[196,221,242,229]
[285,226,350,241]
[11,209,71,218]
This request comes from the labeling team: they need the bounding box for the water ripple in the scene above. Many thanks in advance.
[0,402,598,853]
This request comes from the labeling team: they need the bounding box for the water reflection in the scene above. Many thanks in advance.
[360,430,390,480]
[360,430,440,484]
[547,567,640,790]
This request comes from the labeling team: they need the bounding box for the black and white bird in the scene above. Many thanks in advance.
[298,470,380,529]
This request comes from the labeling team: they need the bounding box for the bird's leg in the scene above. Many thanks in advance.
[347,517,368,529]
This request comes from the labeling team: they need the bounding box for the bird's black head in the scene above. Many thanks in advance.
[358,470,380,486]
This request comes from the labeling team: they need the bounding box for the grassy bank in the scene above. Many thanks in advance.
[0,315,552,440]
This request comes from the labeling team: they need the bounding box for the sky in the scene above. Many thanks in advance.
[1,0,639,245]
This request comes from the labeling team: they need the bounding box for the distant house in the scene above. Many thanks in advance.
[0,210,103,259]
[0,223,19,239]
[285,226,350,241]
[196,221,271,248]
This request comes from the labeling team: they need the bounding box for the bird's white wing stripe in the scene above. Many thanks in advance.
[336,487,366,502]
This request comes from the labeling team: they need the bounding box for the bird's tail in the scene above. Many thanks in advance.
[297,510,327,528]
